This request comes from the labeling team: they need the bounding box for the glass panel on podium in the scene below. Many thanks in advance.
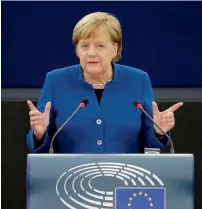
[27,154,194,209]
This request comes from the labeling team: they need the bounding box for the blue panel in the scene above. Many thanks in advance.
[27,154,194,209]
[2,2,202,87]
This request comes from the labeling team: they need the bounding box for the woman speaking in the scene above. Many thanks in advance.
[27,12,183,153]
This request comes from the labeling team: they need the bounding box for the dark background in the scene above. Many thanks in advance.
[2,1,202,88]
[2,101,202,209]
[2,1,202,209]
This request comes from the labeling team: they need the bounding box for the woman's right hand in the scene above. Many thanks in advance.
[27,100,51,140]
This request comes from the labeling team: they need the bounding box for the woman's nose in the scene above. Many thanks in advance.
[88,46,96,56]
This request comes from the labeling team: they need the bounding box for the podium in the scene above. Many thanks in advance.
[26,154,194,209]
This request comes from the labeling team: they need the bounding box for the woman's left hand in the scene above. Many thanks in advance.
[152,102,183,135]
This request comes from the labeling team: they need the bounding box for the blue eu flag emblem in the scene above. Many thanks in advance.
[115,187,165,209]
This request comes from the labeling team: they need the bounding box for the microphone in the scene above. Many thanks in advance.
[133,100,175,153]
[49,99,89,153]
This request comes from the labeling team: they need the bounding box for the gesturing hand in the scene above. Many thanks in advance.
[152,102,183,135]
[27,100,51,140]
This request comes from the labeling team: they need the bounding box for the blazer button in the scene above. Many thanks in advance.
[96,119,102,125]
[97,140,102,145]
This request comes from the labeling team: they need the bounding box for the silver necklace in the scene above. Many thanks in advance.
[84,77,112,86]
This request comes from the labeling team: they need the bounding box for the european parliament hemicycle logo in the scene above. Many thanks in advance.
[56,162,166,209]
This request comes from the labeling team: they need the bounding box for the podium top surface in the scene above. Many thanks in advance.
[27,153,194,158]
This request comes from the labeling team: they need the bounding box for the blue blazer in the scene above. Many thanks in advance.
[27,63,168,153]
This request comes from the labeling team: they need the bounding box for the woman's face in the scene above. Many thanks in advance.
[77,27,118,75]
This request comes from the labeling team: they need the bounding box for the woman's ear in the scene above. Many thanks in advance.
[75,46,80,58]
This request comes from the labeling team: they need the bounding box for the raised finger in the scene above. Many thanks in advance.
[27,100,37,111]
[44,102,51,115]
[164,102,183,113]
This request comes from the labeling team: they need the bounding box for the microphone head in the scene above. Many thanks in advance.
[80,99,89,108]
[132,100,142,109]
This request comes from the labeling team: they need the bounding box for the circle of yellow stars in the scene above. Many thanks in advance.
[128,191,153,209]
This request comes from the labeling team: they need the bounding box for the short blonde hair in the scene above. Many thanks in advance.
[72,12,122,61]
